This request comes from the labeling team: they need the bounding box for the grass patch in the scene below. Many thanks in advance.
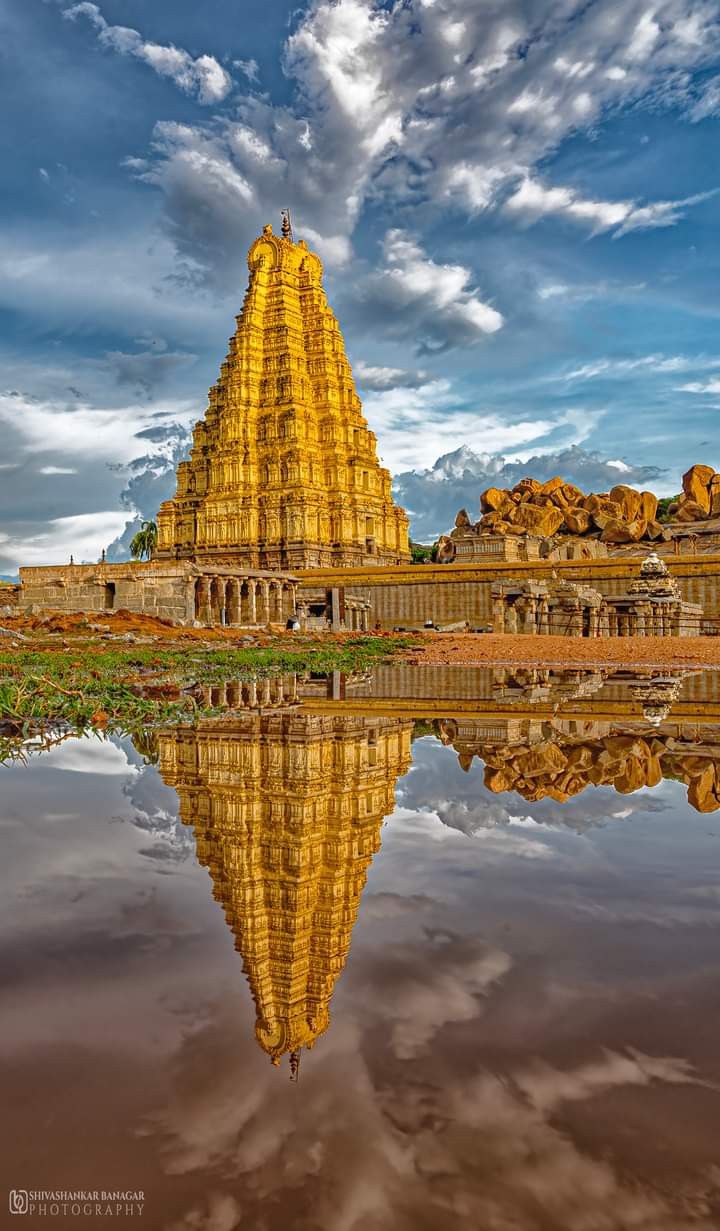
[0,636,411,755]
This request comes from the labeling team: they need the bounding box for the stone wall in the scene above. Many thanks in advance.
[298,556,720,629]
[18,561,298,626]
[0,583,19,611]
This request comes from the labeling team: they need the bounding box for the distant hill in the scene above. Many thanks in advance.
[392,445,666,542]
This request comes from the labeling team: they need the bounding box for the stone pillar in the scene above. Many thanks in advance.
[261,678,272,707]
[195,578,210,625]
[505,603,518,635]
[260,582,270,624]
[226,579,240,626]
[249,582,257,625]
[538,598,549,636]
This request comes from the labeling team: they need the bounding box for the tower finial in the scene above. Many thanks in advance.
[281,208,293,241]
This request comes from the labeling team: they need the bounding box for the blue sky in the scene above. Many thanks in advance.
[1,0,719,570]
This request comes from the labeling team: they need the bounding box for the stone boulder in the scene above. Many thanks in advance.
[563,506,592,535]
[538,476,564,495]
[609,484,642,521]
[640,490,659,522]
[600,517,647,544]
[683,464,715,509]
[675,499,708,523]
[511,503,565,537]
[481,486,509,513]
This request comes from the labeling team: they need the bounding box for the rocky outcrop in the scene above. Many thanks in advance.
[474,476,665,544]
[668,465,720,523]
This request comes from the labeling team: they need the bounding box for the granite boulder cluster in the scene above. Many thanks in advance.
[477,476,663,544]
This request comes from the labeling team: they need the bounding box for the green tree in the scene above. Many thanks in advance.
[657,495,681,522]
[410,540,439,564]
[129,519,158,561]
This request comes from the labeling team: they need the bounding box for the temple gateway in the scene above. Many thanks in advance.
[10,216,718,633]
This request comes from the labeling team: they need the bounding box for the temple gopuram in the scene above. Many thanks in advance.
[158,710,412,1071]
[156,216,409,572]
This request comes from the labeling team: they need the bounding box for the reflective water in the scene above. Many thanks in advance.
[2,667,720,1229]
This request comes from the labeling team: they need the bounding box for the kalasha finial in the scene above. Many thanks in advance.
[281,208,293,241]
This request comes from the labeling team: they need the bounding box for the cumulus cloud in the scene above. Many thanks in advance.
[354,230,503,354]
[63,3,232,103]
[363,379,590,475]
[124,0,720,282]
[0,509,129,570]
[353,362,430,391]
[505,176,718,237]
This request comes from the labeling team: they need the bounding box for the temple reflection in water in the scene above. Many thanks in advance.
[152,664,720,1073]
[158,704,412,1073]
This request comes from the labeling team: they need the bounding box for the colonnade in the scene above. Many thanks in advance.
[200,675,300,709]
[492,587,692,638]
[194,576,297,627]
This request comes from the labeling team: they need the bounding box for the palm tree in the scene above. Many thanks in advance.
[129,519,158,561]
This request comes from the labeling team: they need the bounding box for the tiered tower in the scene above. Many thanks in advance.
[156,218,410,569]
[158,711,412,1068]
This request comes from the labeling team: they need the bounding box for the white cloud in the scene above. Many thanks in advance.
[557,353,720,382]
[690,73,720,119]
[363,229,504,346]
[128,0,720,283]
[38,737,138,777]
[676,378,720,393]
[0,392,194,463]
[0,510,130,569]
[364,378,592,473]
[354,362,429,391]
[63,3,232,103]
[505,175,717,237]
[39,467,78,476]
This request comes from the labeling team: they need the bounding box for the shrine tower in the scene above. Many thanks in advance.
[156,217,410,569]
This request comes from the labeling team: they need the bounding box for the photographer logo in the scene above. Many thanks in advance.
[9,1191,29,1215]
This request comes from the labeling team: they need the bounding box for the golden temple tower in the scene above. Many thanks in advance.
[158,711,412,1067]
[156,217,410,569]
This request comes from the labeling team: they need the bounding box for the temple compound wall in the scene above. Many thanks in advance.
[298,553,720,630]
[18,561,299,626]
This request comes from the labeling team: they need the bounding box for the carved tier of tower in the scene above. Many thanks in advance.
[158,712,413,1067]
[156,221,410,569]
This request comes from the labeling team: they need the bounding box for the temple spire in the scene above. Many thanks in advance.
[155,218,410,569]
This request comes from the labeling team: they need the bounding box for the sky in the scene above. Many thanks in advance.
[1,0,720,571]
